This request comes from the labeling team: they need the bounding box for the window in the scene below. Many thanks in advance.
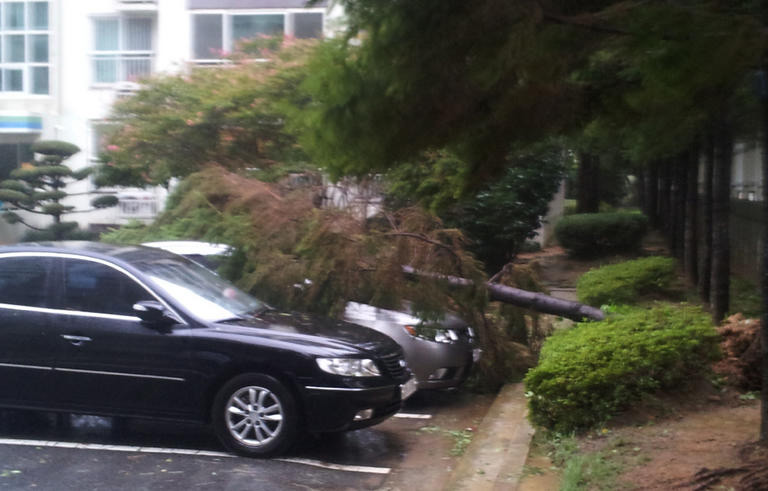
[293,12,322,39]
[0,256,53,308]
[63,259,153,316]
[191,10,323,61]
[232,14,284,40]
[92,16,154,84]
[0,1,50,94]
[0,142,33,180]
[193,14,222,60]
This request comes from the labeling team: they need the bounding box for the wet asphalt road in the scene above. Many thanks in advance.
[0,390,492,490]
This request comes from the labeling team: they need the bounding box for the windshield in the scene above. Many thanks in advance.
[132,256,264,323]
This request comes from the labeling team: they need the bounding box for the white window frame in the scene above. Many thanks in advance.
[0,0,51,96]
[190,8,324,63]
[90,14,155,86]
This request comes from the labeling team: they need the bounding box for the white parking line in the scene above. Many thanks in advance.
[0,438,233,458]
[0,438,392,474]
[277,458,390,475]
[394,413,432,419]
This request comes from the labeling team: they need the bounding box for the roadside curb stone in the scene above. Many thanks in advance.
[444,383,534,491]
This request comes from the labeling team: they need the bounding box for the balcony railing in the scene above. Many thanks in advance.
[93,53,154,84]
[118,196,158,218]
[117,0,158,11]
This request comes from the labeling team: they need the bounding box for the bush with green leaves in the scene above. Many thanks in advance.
[577,256,677,306]
[524,304,719,433]
[554,212,648,256]
[385,144,566,270]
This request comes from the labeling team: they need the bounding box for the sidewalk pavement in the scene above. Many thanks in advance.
[444,383,535,490]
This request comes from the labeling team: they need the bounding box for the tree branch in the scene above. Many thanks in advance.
[1,214,44,231]
[384,231,460,260]
[4,204,50,215]
[540,11,631,36]
[402,265,605,321]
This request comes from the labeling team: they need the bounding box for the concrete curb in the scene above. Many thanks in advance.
[444,383,535,490]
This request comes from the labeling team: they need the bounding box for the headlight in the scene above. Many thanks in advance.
[404,325,460,343]
[316,358,381,377]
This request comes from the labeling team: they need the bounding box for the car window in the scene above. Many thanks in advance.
[63,259,153,316]
[0,256,53,308]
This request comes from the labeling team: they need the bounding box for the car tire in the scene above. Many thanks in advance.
[212,373,299,457]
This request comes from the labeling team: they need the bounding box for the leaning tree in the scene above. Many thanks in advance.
[0,140,118,240]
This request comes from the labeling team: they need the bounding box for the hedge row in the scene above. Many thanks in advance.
[524,304,719,433]
[577,256,677,307]
[555,212,648,256]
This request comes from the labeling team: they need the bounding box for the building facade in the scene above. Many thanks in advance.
[0,0,336,243]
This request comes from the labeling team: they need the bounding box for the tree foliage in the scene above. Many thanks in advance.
[102,166,486,315]
[293,2,592,191]
[96,41,318,188]
[0,140,115,240]
[295,1,765,185]
[386,144,566,270]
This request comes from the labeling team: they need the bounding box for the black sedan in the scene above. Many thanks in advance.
[0,242,415,457]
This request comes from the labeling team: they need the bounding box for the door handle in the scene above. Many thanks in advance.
[60,334,92,346]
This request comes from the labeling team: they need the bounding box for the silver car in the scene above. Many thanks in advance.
[343,302,480,390]
[142,241,480,391]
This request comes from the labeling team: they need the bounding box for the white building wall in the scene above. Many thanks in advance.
[1,0,340,240]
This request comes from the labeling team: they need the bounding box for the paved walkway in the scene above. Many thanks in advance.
[445,383,534,490]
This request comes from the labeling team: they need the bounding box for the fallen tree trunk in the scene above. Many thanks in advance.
[402,265,605,321]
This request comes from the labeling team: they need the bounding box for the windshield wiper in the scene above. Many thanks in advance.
[216,315,247,324]
[246,305,275,317]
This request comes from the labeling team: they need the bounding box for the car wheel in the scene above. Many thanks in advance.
[212,373,299,457]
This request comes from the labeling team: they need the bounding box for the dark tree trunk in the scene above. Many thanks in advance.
[659,164,672,234]
[759,68,768,443]
[636,167,646,213]
[700,132,714,303]
[576,152,600,213]
[710,124,732,323]
[684,146,699,286]
[646,163,659,227]
[401,266,605,321]
[672,158,687,260]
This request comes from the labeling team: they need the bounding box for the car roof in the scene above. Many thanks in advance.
[0,241,181,265]
[141,241,232,256]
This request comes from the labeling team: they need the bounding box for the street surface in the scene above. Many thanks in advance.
[0,390,492,490]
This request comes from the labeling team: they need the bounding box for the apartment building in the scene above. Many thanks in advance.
[0,0,335,242]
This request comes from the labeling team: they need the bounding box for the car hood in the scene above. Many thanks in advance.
[210,310,402,357]
[344,301,469,330]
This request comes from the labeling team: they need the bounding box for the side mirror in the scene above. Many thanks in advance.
[133,300,175,326]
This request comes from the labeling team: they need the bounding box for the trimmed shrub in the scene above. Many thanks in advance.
[524,304,719,433]
[555,212,648,256]
[577,256,677,306]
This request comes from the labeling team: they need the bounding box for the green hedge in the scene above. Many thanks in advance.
[577,257,677,306]
[524,304,719,433]
[554,212,648,256]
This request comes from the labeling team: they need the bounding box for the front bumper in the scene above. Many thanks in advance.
[301,383,404,432]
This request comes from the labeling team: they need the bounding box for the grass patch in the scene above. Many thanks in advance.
[418,425,474,456]
[534,432,636,490]
[561,451,623,490]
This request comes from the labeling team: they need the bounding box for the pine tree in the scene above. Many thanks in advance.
[0,140,117,240]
